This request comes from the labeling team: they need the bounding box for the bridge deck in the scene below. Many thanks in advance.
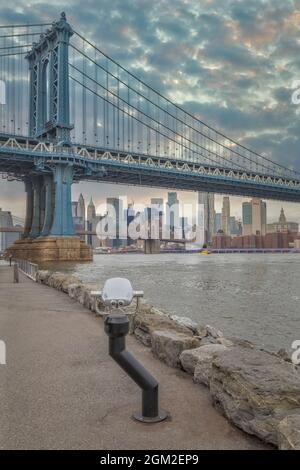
[0,264,269,450]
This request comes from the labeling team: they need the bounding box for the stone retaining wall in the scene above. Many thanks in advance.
[36,270,300,450]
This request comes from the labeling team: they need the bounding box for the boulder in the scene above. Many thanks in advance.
[60,275,81,293]
[278,414,300,450]
[77,284,98,311]
[151,329,201,368]
[193,345,229,385]
[210,347,300,445]
[67,282,84,300]
[169,315,199,334]
[134,327,152,347]
[36,270,51,284]
[47,272,67,290]
[133,311,193,340]
[180,344,228,376]
[206,325,224,339]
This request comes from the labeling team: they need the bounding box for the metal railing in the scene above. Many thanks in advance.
[15,259,38,281]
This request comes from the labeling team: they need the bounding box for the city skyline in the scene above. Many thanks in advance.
[2,181,300,225]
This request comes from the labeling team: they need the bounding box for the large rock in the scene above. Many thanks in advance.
[151,329,201,368]
[185,344,227,386]
[278,414,300,450]
[169,315,199,334]
[133,310,193,347]
[210,347,300,445]
[36,270,51,284]
[180,344,228,376]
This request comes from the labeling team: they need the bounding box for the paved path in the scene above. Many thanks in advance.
[0,264,270,450]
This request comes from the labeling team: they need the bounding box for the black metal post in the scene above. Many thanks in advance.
[104,313,168,423]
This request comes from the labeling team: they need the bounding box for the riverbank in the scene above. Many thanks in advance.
[32,268,300,449]
[0,265,269,450]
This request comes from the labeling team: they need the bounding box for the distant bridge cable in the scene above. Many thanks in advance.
[69,73,250,172]
[70,43,284,176]
[73,30,299,178]
[0,23,52,29]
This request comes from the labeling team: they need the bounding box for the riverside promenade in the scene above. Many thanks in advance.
[0,264,269,450]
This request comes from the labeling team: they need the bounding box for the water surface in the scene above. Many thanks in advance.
[51,253,300,352]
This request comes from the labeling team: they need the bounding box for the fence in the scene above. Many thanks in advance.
[16,259,38,281]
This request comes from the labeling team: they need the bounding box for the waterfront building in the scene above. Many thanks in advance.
[166,192,179,240]
[212,230,232,249]
[267,208,299,234]
[242,198,267,236]
[215,212,222,233]
[221,196,230,235]
[72,194,86,241]
[106,197,125,248]
[198,192,215,244]
[230,216,242,236]
[0,209,20,251]
[151,198,164,240]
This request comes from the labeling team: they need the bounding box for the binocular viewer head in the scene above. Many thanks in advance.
[91,277,144,309]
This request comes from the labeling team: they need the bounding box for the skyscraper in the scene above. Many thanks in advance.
[242,198,267,236]
[167,192,179,240]
[198,192,215,243]
[106,197,124,248]
[87,197,96,222]
[221,196,230,235]
[77,193,85,221]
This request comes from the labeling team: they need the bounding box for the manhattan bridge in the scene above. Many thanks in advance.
[0,13,300,259]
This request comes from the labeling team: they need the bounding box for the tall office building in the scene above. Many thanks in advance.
[198,192,215,244]
[242,198,267,236]
[77,193,85,221]
[106,197,124,248]
[221,196,231,235]
[87,197,96,222]
[167,192,179,240]
[215,213,222,232]
[151,198,164,239]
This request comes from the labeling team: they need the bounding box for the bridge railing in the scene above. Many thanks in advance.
[15,259,38,281]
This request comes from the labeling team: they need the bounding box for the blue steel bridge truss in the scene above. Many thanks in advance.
[0,12,300,240]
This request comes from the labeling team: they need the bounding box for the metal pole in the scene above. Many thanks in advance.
[104,313,168,423]
[13,262,19,283]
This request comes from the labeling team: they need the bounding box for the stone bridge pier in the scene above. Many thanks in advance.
[7,163,92,262]
[144,239,161,254]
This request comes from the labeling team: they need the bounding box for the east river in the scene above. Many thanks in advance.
[55,253,300,352]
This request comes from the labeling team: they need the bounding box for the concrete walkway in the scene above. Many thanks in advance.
[0,265,270,450]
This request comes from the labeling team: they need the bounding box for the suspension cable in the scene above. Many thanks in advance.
[69,43,290,176]
[73,30,296,176]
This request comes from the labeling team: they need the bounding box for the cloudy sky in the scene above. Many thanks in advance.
[1,0,300,223]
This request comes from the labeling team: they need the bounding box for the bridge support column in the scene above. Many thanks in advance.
[144,239,160,254]
[50,164,75,236]
[40,175,54,236]
[23,178,34,238]
[29,176,43,238]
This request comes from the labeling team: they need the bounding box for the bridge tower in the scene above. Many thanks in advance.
[26,11,73,143]
[7,13,92,262]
